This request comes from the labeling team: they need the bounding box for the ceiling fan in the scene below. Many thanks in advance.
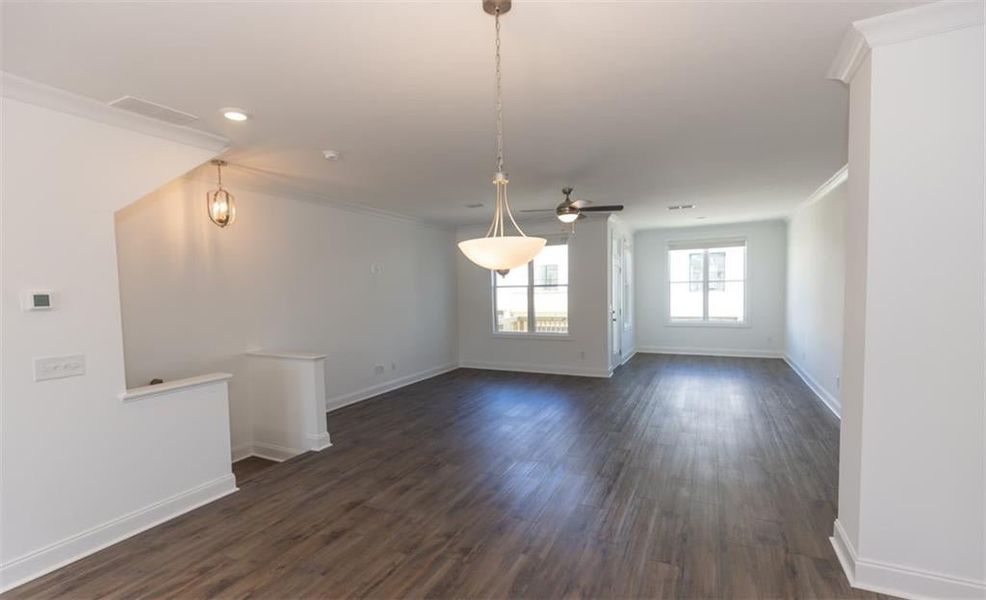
[521,187,624,224]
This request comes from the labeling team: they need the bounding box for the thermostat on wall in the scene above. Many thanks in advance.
[22,290,54,311]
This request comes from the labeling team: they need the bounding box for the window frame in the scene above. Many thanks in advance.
[490,239,570,338]
[666,238,750,328]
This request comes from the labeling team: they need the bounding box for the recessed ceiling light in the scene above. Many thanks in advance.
[680,204,696,210]
[221,108,250,122]
[322,150,341,161]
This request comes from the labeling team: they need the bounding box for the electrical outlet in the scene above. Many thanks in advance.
[34,355,86,382]
[373,365,384,375]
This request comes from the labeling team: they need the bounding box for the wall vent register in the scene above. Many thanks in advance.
[108,96,199,126]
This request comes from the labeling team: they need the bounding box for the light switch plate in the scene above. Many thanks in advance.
[34,355,86,382]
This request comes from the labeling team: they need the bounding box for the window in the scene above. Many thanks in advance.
[668,240,745,323]
[493,241,569,334]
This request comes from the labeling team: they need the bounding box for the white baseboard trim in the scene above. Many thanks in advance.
[0,474,237,593]
[783,355,842,419]
[831,519,986,600]
[620,349,637,366]
[232,436,330,463]
[326,362,459,413]
[306,432,333,452]
[250,442,302,463]
[458,360,613,379]
[830,519,858,584]
[231,441,304,463]
[231,442,254,462]
[636,346,784,359]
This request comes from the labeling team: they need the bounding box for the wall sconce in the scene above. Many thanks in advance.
[207,159,236,228]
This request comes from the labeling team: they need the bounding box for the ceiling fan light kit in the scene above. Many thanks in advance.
[458,0,546,272]
[557,186,582,224]
[522,187,625,225]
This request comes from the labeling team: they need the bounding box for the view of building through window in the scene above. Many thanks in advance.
[494,243,569,334]
[669,242,745,322]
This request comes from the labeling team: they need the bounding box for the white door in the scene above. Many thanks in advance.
[611,235,623,368]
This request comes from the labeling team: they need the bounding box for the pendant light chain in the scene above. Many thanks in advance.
[494,8,504,175]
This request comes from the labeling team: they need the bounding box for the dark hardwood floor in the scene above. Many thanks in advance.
[233,456,278,486]
[7,355,889,599]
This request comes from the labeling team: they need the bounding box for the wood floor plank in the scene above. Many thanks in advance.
[4,355,892,599]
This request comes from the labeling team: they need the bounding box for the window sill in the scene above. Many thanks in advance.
[491,332,572,341]
[666,320,750,329]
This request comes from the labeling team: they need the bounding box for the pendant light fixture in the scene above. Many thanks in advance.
[458,0,545,272]
[207,159,236,228]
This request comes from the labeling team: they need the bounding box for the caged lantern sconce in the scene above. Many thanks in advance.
[207,159,236,228]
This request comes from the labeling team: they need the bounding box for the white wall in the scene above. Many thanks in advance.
[838,56,871,562]
[0,96,230,590]
[833,7,985,598]
[457,216,611,377]
[634,220,787,357]
[785,180,846,416]
[115,176,458,453]
[245,353,330,460]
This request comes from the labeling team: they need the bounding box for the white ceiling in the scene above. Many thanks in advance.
[3,1,918,228]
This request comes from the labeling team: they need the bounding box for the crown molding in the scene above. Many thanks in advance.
[827,28,870,83]
[1,72,230,153]
[828,1,985,83]
[178,169,454,232]
[789,165,848,219]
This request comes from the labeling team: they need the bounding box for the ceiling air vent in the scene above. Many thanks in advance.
[108,96,199,126]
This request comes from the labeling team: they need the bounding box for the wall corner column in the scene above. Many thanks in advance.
[829,3,985,598]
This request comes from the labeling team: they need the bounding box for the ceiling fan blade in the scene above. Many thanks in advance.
[570,199,592,209]
[519,209,556,213]
[579,205,624,212]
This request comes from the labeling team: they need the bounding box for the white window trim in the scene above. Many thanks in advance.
[490,239,571,338]
[665,237,751,328]
[490,332,571,341]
